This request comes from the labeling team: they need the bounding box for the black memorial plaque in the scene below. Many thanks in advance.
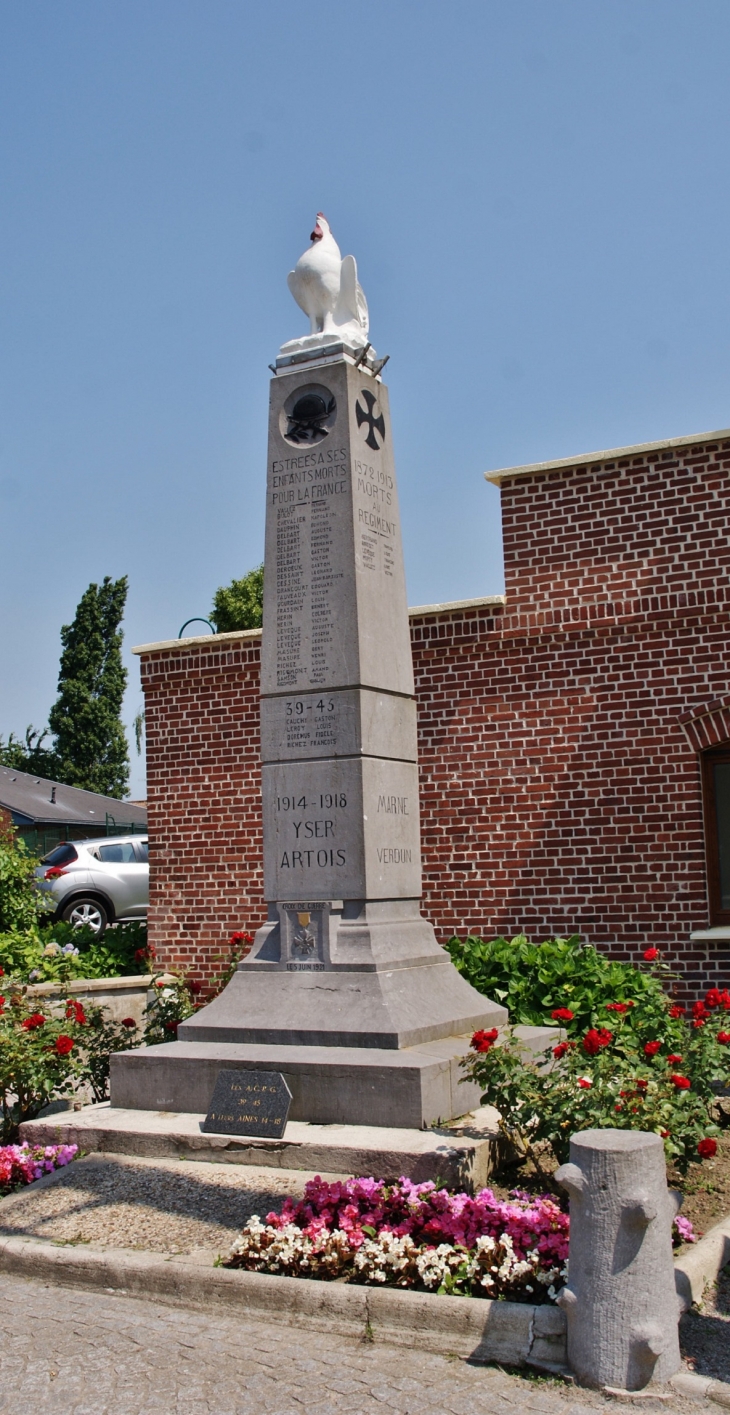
[200,1068,292,1138]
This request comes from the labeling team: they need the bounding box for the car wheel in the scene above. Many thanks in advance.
[61,898,109,935]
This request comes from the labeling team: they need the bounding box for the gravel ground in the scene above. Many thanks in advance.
[0,1154,332,1257]
[678,1263,730,1384]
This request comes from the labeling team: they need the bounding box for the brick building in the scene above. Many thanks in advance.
[135,427,730,1000]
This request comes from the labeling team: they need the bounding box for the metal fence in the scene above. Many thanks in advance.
[15,814,146,857]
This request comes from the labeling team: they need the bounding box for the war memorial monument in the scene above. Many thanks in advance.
[113,216,506,1129]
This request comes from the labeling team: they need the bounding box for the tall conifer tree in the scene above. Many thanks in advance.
[48,576,130,798]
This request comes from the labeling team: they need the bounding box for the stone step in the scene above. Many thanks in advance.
[109,1025,557,1132]
[20,1101,503,1190]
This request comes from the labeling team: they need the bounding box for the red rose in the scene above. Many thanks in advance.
[719,990,730,1010]
[693,1000,708,1018]
[121,1017,137,1028]
[66,1001,86,1025]
[577,1077,592,1089]
[21,1012,46,1031]
[669,1005,685,1018]
[606,1002,628,1013]
[667,1054,683,1064]
[553,1042,570,1059]
[54,1035,74,1056]
[551,1008,575,1022]
[164,1020,179,1033]
[636,1079,648,1090]
[670,1074,691,1090]
[644,1041,662,1056]
[661,1129,670,1138]
[583,1028,613,1055]
[717,1032,730,1045]
[0,967,4,976]
[471,1028,499,1053]
[643,948,660,962]
[697,1138,717,1159]
[693,1019,706,1030]
[705,989,722,1009]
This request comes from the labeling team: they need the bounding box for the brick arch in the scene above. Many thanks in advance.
[679,698,730,752]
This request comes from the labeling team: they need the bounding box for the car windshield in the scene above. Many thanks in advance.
[41,843,78,866]
[97,842,137,863]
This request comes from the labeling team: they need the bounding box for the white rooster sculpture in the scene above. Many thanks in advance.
[286,214,369,348]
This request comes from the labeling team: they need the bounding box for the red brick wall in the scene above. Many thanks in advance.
[140,632,265,984]
[141,434,730,999]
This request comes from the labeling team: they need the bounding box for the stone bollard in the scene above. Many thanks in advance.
[555,1129,681,1392]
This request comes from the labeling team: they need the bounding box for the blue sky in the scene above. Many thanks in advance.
[2,1,729,798]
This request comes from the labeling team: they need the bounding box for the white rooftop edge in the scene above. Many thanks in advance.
[408,595,505,617]
[484,427,730,485]
[132,597,507,656]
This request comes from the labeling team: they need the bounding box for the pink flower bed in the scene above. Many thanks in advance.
[0,1142,78,1195]
[270,1176,569,1265]
[226,1177,571,1301]
[225,1175,696,1298]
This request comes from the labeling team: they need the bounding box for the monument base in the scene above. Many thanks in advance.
[111,1036,485,1130]
[113,906,509,1127]
[110,1026,556,1131]
[175,958,506,1050]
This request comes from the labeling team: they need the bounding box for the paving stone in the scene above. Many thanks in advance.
[0,1271,708,1415]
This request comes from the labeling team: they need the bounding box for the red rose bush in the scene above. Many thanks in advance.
[0,988,140,1141]
[463,964,729,1175]
[225,1175,569,1301]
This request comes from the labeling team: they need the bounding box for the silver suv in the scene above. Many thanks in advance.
[36,835,149,935]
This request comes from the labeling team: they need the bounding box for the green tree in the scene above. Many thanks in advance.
[48,576,130,798]
[0,727,58,777]
[0,821,49,932]
[211,565,264,632]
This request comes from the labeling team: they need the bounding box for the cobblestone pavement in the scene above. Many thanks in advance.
[0,1272,703,1415]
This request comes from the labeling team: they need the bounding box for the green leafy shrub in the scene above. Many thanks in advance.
[0,920,151,985]
[464,961,730,1175]
[0,824,51,932]
[143,974,196,1044]
[446,932,667,1031]
[76,1004,140,1103]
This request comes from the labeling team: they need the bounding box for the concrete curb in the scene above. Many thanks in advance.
[675,1216,730,1311]
[670,1371,730,1408]
[0,1233,567,1370]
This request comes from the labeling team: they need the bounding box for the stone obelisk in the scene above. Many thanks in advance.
[112,216,505,1127]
